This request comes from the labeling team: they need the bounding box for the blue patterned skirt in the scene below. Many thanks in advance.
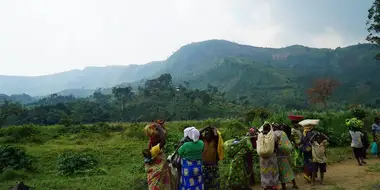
[180,158,204,190]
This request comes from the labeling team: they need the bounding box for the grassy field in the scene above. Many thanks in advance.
[0,116,359,190]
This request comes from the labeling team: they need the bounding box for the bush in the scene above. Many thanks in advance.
[59,123,124,135]
[122,122,145,140]
[0,125,39,143]
[56,151,100,176]
[0,168,28,181]
[349,105,367,120]
[0,145,32,172]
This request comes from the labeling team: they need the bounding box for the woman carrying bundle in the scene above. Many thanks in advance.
[257,123,280,190]
[347,118,367,166]
[299,119,319,184]
[224,135,254,190]
[143,120,173,190]
[274,124,298,189]
[199,125,224,190]
[288,115,304,171]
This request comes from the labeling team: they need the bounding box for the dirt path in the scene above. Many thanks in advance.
[253,156,380,190]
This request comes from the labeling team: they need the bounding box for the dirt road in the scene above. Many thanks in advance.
[253,157,380,190]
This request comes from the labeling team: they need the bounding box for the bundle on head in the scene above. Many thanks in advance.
[346,118,364,131]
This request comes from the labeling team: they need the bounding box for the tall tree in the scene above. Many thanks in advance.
[112,86,134,113]
[367,0,380,59]
[307,78,340,108]
[0,101,23,127]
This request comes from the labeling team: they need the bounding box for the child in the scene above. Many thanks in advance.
[349,127,367,166]
[142,149,153,163]
[310,132,329,185]
[142,143,162,164]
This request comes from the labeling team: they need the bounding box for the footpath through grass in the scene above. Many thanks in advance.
[0,120,355,190]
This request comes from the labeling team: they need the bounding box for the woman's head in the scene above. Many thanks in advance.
[184,127,200,142]
[375,117,380,124]
[262,123,272,134]
[272,123,282,131]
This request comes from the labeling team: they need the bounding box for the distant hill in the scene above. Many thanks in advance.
[0,93,36,104]
[0,62,164,96]
[1,40,379,107]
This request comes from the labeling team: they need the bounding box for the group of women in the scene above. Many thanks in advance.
[142,116,322,190]
[143,121,224,190]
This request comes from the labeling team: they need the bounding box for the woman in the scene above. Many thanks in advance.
[372,117,380,157]
[225,135,254,190]
[299,119,319,184]
[347,118,367,166]
[288,115,304,172]
[275,124,298,189]
[144,120,173,190]
[199,125,224,190]
[246,127,258,186]
[259,123,280,190]
[178,127,205,190]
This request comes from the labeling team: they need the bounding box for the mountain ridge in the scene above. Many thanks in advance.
[0,39,379,108]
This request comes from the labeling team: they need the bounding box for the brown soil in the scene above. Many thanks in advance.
[252,156,380,190]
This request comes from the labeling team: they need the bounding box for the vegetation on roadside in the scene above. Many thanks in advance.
[0,106,377,189]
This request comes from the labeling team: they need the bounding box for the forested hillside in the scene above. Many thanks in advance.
[0,40,379,108]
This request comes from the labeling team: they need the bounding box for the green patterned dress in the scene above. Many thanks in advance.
[224,137,253,188]
[275,130,295,183]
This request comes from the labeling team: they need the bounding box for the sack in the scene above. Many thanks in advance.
[256,124,275,158]
[371,142,378,155]
[278,132,293,155]
[170,152,181,169]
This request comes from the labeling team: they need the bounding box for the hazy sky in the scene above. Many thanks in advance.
[0,0,373,76]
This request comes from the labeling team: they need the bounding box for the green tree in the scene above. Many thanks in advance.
[112,86,134,113]
[0,101,23,127]
[367,0,380,59]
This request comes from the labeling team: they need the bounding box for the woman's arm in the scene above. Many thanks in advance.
[321,133,330,140]
[178,143,187,157]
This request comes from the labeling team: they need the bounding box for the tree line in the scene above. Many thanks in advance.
[0,73,245,127]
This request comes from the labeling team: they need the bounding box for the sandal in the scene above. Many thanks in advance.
[304,175,311,183]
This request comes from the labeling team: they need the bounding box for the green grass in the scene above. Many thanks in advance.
[366,163,380,173]
[0,119,359,190]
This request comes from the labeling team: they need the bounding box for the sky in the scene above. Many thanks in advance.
[0,0,374,76]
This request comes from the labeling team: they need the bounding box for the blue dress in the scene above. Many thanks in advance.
[180,158,204,190]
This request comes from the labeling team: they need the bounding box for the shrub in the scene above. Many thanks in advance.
[349,105,367,120]
[0,168,28,181]
[0,125,39,143]
[0,145,32,172]
[56,151,100,176]
[122,122,145,140]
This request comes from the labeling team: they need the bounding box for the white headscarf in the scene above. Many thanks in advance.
[184,126,200,142]
[184,126,196,138]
